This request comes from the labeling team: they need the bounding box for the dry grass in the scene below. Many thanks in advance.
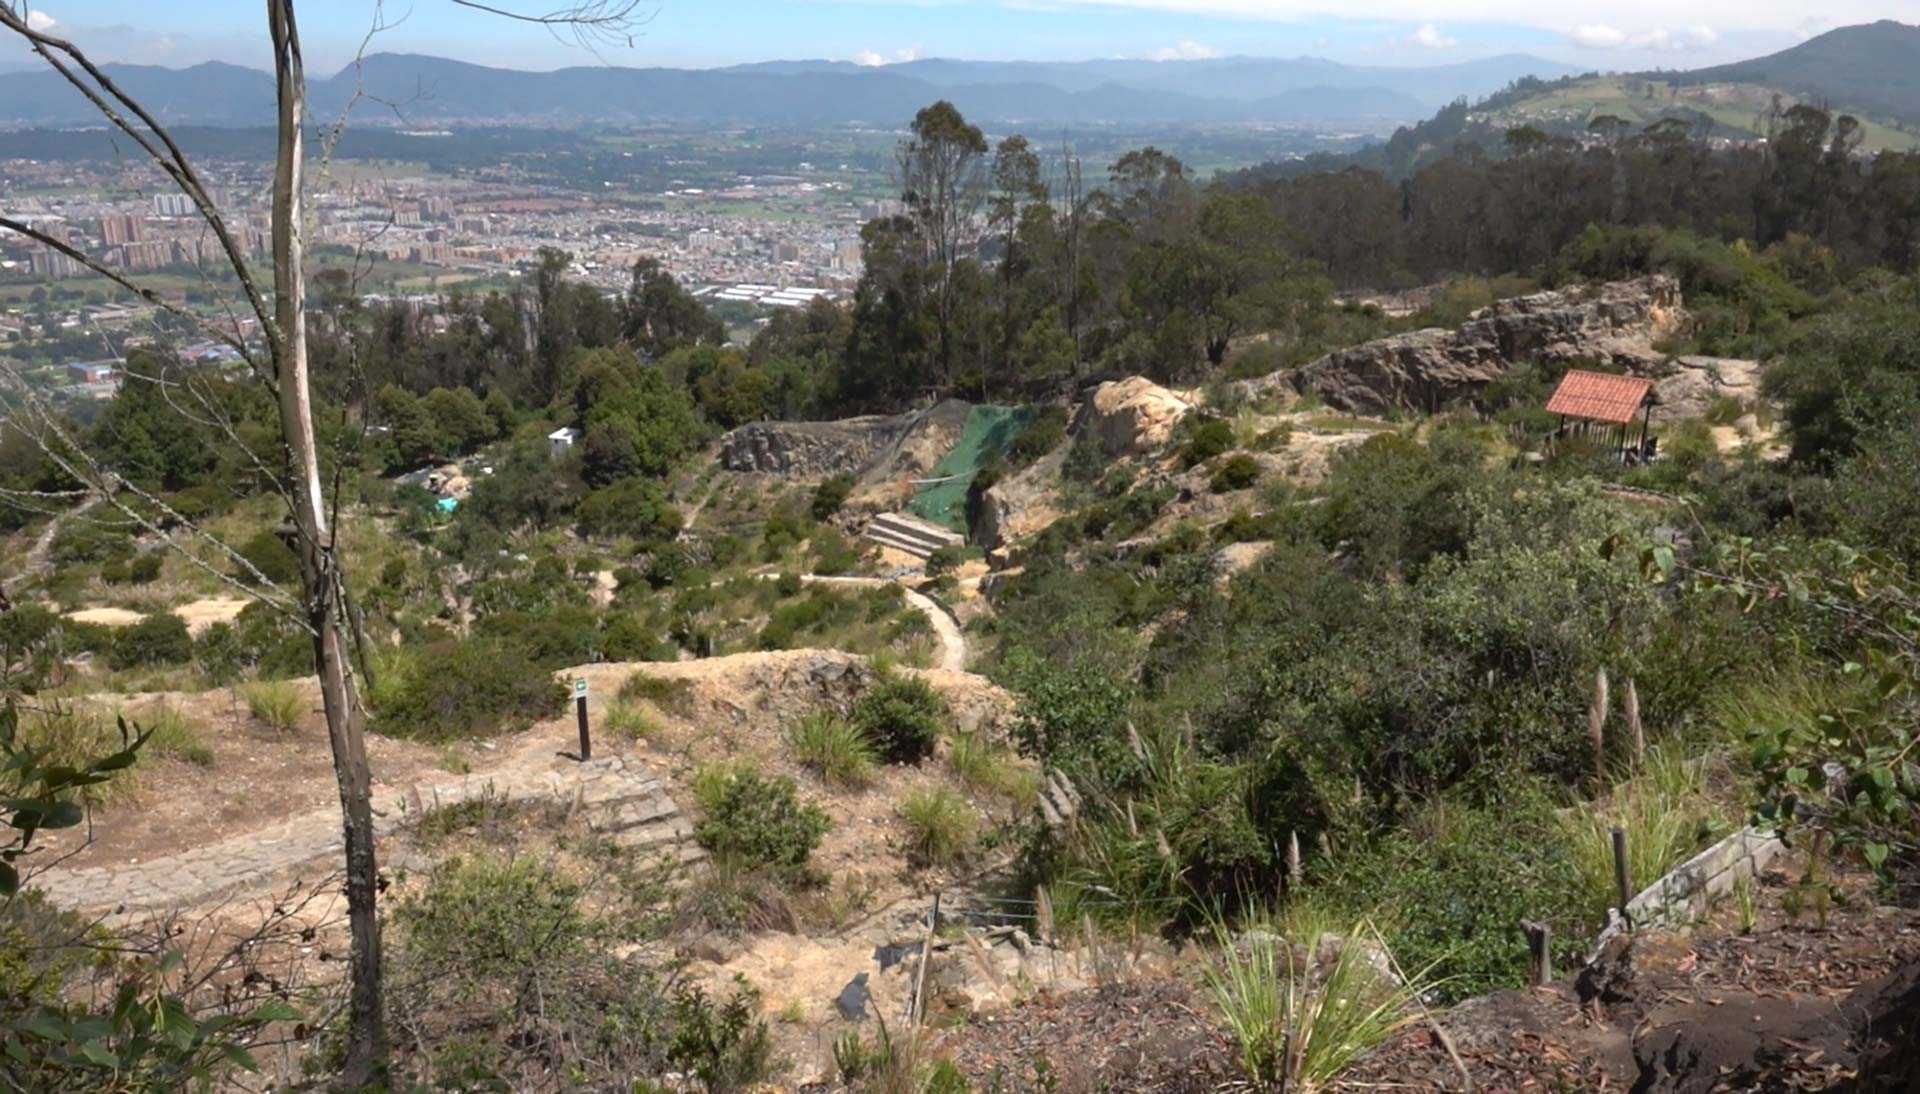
[238,679,306,732]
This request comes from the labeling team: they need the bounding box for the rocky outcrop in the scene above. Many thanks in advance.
[1075,377,1194,459]
[1257,275,1688,416]
[1648,355,1762,425]
[718,414,919,477]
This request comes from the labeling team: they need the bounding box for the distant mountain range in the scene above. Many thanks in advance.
[0,51,1579,130]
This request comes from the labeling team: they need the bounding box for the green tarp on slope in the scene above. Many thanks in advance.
[906,404,1033,534]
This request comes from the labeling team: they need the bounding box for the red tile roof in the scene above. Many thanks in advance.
[1545,370,1655,425]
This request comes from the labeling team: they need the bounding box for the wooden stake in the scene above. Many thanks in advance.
[1611,827,1632,927]
[1520,919,1552,986]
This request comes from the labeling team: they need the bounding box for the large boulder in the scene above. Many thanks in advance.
[1075,377,1194,459]
[1267,275,1689,416]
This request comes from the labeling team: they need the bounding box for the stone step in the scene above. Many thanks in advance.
[866,512,963,552]
[600,795,679,832]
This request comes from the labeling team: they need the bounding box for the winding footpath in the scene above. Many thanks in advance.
[779,573,969,673]
[28,571,969,918]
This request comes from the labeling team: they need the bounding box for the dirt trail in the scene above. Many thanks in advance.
[788,573,968,672]
[29,650,1008,917]
[6,494,101,591]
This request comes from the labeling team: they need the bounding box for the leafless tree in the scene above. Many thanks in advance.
[0,0,649,1083]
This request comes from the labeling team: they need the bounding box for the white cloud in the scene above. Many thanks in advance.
[852,44,924,66]
[26,11,60,32]
[1409,23,1458,48]
[1570,21,1723,50]
[1570,23,1627,47]
[1152,39,1220,60]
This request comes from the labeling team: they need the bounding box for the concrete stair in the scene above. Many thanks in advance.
[863,511,964,560]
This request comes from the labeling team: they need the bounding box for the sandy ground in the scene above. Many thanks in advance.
[63,596,251,636]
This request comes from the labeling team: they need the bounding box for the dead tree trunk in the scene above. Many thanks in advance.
[268,1,385,1080]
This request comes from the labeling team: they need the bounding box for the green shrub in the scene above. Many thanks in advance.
[109,613,192,670]
[1210,453,1262,493]
[1181,418,1236,468]
[789,712,877,788]
[897,788,976,867]
[237,528,300,585]
[374,639,566,744]
[809,527,860,576]
[810,475,855,521]
[851,673,946,765]
[621,673,694,715]
[126,553,163,584]
[1009,405,1069,465]
[577,478,683,540]
[238,679,305,732]
[923,545,965,577]
[693,767,831,874]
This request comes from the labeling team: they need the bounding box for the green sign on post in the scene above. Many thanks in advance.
[573,678,591,760]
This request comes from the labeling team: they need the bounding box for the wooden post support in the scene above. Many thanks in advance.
[573,678,591,761]
[909,893,940,1027]
[1520,919,1552,986]
[1611,826,1632,927]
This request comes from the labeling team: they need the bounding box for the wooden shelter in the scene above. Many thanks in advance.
[1545,369,1656,460]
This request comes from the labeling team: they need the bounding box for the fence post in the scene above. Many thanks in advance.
[1520,919,1552,986]
[1611,826,1632,928]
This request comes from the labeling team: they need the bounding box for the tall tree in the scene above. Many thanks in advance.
[898,101,988,385]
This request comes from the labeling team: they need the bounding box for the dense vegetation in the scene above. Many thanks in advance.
[4,78,1920,1089]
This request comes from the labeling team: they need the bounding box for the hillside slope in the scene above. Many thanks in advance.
[1677,19,1920,126]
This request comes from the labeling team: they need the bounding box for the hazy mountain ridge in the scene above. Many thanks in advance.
[0,50,1569,129]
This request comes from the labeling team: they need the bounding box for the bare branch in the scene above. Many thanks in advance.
[448,0,653,51]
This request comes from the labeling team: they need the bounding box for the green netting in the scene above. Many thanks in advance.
[906,404,1033,533]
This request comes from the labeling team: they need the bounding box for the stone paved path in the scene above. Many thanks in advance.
[28,753,693,918]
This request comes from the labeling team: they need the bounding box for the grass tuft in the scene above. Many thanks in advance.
[604,699,666,744]
[1205,916,1435,1092]
[134,702,214,768]
[1558,746,1718,918]
[789,712,878,788]
[947,730,1037,808]
[896,787,976,867]
[238,679,305,732]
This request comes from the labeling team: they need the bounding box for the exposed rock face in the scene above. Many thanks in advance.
[1076,377,1194,459]
[1266,275,1688,416]
[1648,355,1762,425]
[718,414,918,477]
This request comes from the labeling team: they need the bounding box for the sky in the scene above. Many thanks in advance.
[3,0,1916,74]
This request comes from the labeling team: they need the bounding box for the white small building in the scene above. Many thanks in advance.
[548,426,581,460]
